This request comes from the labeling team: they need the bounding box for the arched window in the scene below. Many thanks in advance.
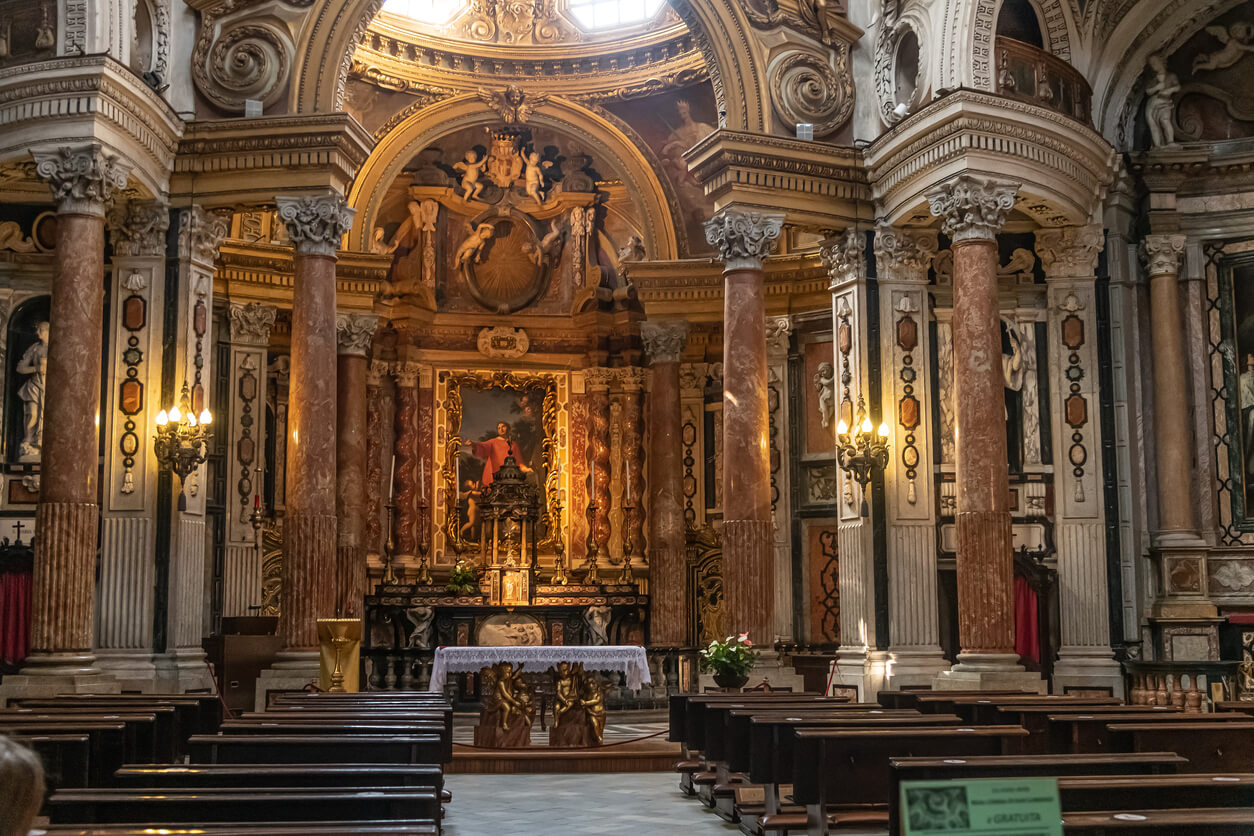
[567,0,667,30]
[996,0,1044,48]
[381,0,467,26]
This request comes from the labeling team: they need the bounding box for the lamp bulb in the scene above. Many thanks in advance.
[860,417,873,434]
[187,412,197,427]
[835,419,849,436]
[168,405,182,422]
[199,409,212,426]
[877,422,889,437]
[155,410,168,426]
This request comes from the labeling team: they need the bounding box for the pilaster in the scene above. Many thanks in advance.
[765,315,795,646]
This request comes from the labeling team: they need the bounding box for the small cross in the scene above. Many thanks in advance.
[13,519,26,544]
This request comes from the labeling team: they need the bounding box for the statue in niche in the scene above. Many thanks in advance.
[617,235,646,264]
[405,605,435,649]
[1144,53,1181,148]
[584,605,611,646]
[455,222,497,268]
[814,361,836,428]
[1194,23,1254,73]
[519,150,552,205]
[524,218,564,267]
[1002,321,1026,472]
[16,321,49,462]
[453,150,489,201]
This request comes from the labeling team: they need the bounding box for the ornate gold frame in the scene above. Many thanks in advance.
[441,370,561,555]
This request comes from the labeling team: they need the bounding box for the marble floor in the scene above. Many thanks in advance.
[442,772,743,836]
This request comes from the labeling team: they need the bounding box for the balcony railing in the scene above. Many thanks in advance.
[994,36,1092,126]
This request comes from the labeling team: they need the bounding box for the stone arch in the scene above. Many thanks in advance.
[935,0,1075,92]
[290,0,766,134]
[345,94,680,260]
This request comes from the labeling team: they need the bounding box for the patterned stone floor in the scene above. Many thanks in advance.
[442,771,744,836]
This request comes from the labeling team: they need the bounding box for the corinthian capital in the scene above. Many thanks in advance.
[641,320,690,365]
[336,313,379,357]
[107,200,170,257]
[1035,225,1104,279]
[276,193,355,257]
[1140,234,1187,278]
[925,175,1019,243]
[704,209,784,271]
[178,206,230,265]
[33,143,132,217]
[873,225,938,283]
[821,228,865,286]
[228,302,277,346]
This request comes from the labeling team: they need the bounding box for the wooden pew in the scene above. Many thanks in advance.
[1106,721,1254,770]
[218,719,452,763]
[10,733,91,791]
[19,694,222,735]
[42,824,439,835]
[1048,712,1250,755]
[0,712,164,764]
[993,704,1179,751]
[876,689,1036,710]
[926,694,1122,723]
[668,692,822,744]
[2,721,128,786]
[187,733,445,766]
[113,763,444,790]
[887,752,1191,834]
[1215,701,1254,717]
[1059,774,1254,811]
[1061,807,1254,833]
[1,705,180,761]
[46,787,440,826]
[791,725,1030,836]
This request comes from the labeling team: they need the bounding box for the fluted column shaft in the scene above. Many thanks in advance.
[706,210,782,642]
[643,321,688,646]
[27,145,130,672]
[277,194,353,655]
[335,314,377,617]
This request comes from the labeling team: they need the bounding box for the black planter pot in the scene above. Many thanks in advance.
[713,671,750,689]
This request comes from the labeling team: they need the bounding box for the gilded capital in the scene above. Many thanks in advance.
[336,313,379,356]
[583,367,615,390]
[1140,234,1187,278]
[821,228,866,287]
[640,320,689,365]
[704,209,784,271]
[107,200,170,258]
[33,143,132,217]
[925,175,1019,243]
[276,193,355,257]
[178,206,230,265]
[228,302,277,346]
[1035,225,1104,279]
[873,225,938,283]
[392,361,421,388]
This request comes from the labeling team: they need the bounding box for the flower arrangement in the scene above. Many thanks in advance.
[446,560,480,596]
[699,633,758,681]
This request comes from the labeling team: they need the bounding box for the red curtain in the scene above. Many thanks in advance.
[1013,574,1039,664]
[0,569,32,666]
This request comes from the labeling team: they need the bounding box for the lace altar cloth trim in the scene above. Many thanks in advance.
[429,645,652,692]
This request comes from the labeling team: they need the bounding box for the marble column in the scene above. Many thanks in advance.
[95,199,168,692]
[15,145,131,690]
[874,224,949,686]
[1141,234,1214,619]
[365,360,388,562]
[393,362,420,567]
[765,316,795,646]
[274,194,354,663]
[619,367,647,568]
[642,321,689,646]
[335,314,378,616]
[926,176,1039,688]
[706,209,783,643]
[1037,226,1123,694]
[585,368,613,563]
[221,302,276,619]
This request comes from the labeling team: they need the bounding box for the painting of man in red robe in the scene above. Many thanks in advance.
[455,384,546,543]
[464,421,533,487]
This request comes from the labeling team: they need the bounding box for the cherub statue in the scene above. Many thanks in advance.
[453,149,488,201]
[524,218,566,267]
[552,661,579,730]
[580,674,606,743]
[617,235,646,263]
[455,222,496,268]
[1194,22,1254,73]
[494,662,529,731]
[370,227,398,255]
[1144,53,1180,148]
[813,361,835,428]
[404,605,435,649]
[519,150,552,206]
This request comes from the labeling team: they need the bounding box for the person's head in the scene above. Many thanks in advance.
[496,421,510,438]
[35,321,48,343]
[0,735,44,836]
[676,99,691,119]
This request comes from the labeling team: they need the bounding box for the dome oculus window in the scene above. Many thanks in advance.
[381,0,467,26]
[567,0,666,30]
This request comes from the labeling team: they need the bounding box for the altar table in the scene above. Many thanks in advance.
[428,645,651,692]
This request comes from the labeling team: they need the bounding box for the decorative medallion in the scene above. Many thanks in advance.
[478,325,531,359]
[457,209,552,313]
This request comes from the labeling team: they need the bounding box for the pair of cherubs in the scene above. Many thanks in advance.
[492,662,535,732]
[452,148,551,205]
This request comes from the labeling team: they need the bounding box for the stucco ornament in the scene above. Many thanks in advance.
[768,46,855,137]
[704,210,784,271]
[276,193,356,257]
[925,175,1019,243]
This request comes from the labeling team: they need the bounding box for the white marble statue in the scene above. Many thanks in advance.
[455,222,496,268]
[519,150,551,205]
[584,605,611,646]
[1145,54,1180,148]
[16,321,48,462]
[453,150,488,201]
[814,361,835,428]
[406,605,436,650]
[1193,23,1254,73]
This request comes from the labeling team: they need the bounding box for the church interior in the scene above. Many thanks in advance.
[1,0,1254,831]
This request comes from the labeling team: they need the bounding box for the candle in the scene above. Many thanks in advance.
[388,454,396,502]
[254,493,260,511]
[420,458,426,501]
[626,471,631,504]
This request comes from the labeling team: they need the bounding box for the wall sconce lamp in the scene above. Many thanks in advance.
[835,395,889,516]
[154,381,213,509]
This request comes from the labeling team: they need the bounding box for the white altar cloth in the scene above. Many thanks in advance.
[429,645,651,692]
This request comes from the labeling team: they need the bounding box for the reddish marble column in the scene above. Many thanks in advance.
[335,314,377,617]
[1141,235,1197,539]
[364,361,387,557]
[276,194,354,656]
[706,210,782,642]
[620,372,646,563]
[926,176,1019,669]
[393,363,420,562]
[24,145,131,673]
[584,370,613,562]
[643,321,689,646]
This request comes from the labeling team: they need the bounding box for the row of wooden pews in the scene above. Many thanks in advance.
[5,690,453,836]
[669,687,1254,835]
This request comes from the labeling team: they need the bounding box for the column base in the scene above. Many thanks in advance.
[1053,650,1125,697]
[934,654,1044,693]
[825,648,888,701]
[153,649,217,694]
[1150,543,1217,619]
[255,650,321,711]
[0,660,120,706]
[885,648,951,690]
[94,650,160,693]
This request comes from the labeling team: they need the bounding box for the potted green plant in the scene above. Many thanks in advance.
[699,633,758,689]
[446,560,480,597]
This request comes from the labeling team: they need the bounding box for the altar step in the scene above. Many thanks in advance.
[449,716,679,774]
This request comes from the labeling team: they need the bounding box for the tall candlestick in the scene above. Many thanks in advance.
[420,457,426,502]
[388,453,396,502]
[626,469,631,504]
